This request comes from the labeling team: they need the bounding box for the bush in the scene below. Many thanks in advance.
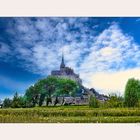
[104,94,124,108]
[3,98,12,108]
[124,78,140,107]
[11,92,26,108]
[89,96,100,108]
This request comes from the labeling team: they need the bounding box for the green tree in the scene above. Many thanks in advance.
[25,83,43,107]
[19,96,27,108]
[45,76,58,106]
[3,98,12,108]
[57,78,78,105]
[11,92,23,108]
[25,76,79,107]
[124,78,140,107]
[105,94,124,108]
[25,86,37,107]
[89,95,100,108]
[25,76,58,107]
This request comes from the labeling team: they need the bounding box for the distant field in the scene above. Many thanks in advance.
[0,106,140,123]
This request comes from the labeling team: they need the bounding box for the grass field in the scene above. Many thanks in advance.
[0,106,140,123]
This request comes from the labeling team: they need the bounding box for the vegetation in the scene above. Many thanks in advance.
[104,94,124,108]
[89,96,100,108]
[3,98,12,108]
[1,76,79,108]
[124,78,140,107]
[56,78,78,105]
[0,106,140,123]
[1,76,140,122]
[11,92,24,108]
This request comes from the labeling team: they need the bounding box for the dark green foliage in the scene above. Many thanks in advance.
[25,76,79,107]
[45,76,58,97]
[25,86,38,107]
[54,96,59,106]
[25,76,58,107]
[46,97,52,106]
[57,78,79,105]
[124,78,140,107]
[3,98,12,108]
[104,94,124,108]
[39,94,46,106]
[57,78,78,96]
[19,96,27,108]
[11,92,20,108]
[89,96,100,108]
[11,92,26,108]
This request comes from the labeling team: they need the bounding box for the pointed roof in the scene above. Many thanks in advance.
[60,53,65,69]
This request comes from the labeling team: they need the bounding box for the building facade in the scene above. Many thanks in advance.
[51,54,82,85]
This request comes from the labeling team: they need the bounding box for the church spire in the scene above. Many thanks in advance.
[60,52,65,69]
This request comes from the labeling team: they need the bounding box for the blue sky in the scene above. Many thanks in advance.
[1,17,140,99]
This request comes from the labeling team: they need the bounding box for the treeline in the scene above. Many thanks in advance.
[2,77,140,108]
[2,76,79,108]
[89,94,124,108]
[89,78,140,108]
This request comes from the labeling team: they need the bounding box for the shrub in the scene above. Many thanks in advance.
[11,92,26,108]
[104,94,124,108]
[3,98,12,108]
[124,78,140,107]
[89,96,100,108]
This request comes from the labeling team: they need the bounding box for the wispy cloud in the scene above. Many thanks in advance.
[79,23,140,94]
[1,17,95,75]
[0,18,140,95]
[89,68,140,95]
[79,23,140,73]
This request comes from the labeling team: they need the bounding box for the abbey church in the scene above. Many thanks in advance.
[51,54,82,85]
[49,54,108,105]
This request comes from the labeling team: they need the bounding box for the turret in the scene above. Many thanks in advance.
[60,53,65,69]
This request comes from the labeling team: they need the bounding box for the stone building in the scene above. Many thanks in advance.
[51,54,82,85]
[49,54,108,105]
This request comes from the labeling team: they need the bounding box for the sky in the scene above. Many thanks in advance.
[1,17,140,99]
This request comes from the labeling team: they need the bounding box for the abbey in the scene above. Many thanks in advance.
[51,54,82,85]
[50,54,108,104]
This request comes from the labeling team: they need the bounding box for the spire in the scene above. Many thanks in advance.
[60,52,65,69]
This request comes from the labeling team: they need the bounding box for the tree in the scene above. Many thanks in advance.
[25,76,58,107]
[57,78,78,105]
[25,76,79,107]
[0,99,2,108]
[3,98,12,108]
[124,78,140,107]
[25,85,40,107]
[89,95,100,108]
[45,76,58,106]
[19,96,27,108]
[105,94,124,108]
[11,92,23,108]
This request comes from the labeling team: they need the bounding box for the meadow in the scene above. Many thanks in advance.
[0,106,140,123]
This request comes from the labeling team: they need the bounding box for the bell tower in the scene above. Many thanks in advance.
[60,53,65,69]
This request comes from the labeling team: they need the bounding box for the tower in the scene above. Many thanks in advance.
[60,53,65,69]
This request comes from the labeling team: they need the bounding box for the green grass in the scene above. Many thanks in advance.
[0,106,140,123]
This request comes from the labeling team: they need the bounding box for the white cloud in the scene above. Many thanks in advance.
[77,23,140,95]
[0,42,12,62]
[87,68,140,95]
[80,23,140,73]
[2,18,140,95]
[99,46,119,57]
[0,43,11,54]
